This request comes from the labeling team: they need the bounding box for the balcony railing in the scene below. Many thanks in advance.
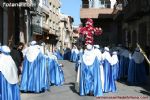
[82,4,89,8]
[81,4,111,9]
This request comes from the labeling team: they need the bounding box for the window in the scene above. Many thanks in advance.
[42,14,46,23]
[138,22,147,48]
[99,0,111,8]
[49,2,52,10]
[43,0,49,7]
[105,0,111,8]
[101,0,105,4]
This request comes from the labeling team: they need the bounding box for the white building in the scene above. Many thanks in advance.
[58,14,74,54]
[32,0,61,51]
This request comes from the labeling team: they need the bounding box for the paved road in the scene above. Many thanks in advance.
[21,60,150,100]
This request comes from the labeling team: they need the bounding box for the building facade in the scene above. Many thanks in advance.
[32,0,61,52]
[0,0,41,47]
[58,14,74,53]
[0,0,63,51]
[114,0,150,50]
[72,25,80,45]
[0,0,28,47]
[80,0,118,46]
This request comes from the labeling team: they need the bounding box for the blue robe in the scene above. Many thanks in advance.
[48,58,64,86]
[118,56,129,79]
[54,50,63,60]
[103,60,116,93]
[112,62,119,80]
[20,53,49,93]
[0,72,20,100]
[70,51,79,62]
[128,59,147,85]
[75,52,83,72]
[63,49,71,60]
[79,58,103,96]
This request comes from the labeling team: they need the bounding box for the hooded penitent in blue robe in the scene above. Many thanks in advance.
[93,47,104,91]
[70,47,79,62]
[0,46,20,100]
[118,49,131,79]
[20,45,49,93]
[128,48,147,85]
[48,58,64,86]
[79,45,103,96]
[54,50,63,60]
[102,47,116,93]
[111,52,119,80]
[63,48,71,60]
[70,51,79,62]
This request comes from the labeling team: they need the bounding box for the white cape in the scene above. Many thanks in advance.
[93,48,102,61]
[111,54,119,65]
[102,51,112,64]
[83,49,96,66]
[121,49,131,59]
[132,51,144,64]
[25,45,40,62]
[0,54,18,84]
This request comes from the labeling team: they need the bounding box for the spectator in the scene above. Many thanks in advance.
[10,42,24,76]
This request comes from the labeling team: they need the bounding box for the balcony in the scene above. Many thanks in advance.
[82,4,89,8]
[42,23,49,33]
[32,15,42,35]
[80,8,114,18]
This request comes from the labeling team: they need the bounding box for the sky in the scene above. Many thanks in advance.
[60,0,81,26]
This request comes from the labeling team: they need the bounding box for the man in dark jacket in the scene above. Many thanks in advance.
[10,43,24,76]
